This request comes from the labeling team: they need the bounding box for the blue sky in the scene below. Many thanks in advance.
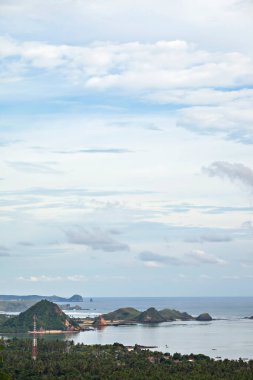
[0,0,253,296]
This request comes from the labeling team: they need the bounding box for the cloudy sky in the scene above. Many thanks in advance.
[0,0,253,297]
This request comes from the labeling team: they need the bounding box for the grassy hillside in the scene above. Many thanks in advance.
[103,307,195,323]
[159,309,193,321]
[103,307,140,321]
[0,300,80,333]
[134,307,166,323]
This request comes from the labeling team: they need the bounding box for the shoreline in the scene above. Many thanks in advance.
[28,330,80,334]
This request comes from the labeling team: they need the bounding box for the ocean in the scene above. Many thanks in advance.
[1,297,253,360]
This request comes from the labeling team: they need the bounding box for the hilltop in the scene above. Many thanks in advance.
[135,307,166,323]
[0,300,80,333]
[103,307,140,321]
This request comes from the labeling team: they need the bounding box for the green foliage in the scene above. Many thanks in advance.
[103,308,140,321]
[0,300,79,333]
[0,340,11,380]
[0,339,252,380]
[0,317,8,326]
[135,307,166,323]
[103,307,195,323]
[159,309,193,321]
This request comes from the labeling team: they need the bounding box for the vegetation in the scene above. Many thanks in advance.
[0,316,9,326]
[103,308,140,321]
[0,300,80,333]
[0,339,253,379]
[159,309,193,321]
[135,307,166,323]
[102,307,206,323]
[0,340,11,380]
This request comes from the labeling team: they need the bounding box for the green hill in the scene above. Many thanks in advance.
[102,307,210,324]
[196,313,212,321]
[103,307,140,321]
[0,300,80,333]
[134,307,165,323]
[159,309,193,321]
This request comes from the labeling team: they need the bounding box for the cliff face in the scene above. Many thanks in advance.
[0,300,80,333]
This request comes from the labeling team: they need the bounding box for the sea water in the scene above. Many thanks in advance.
[1,297,253,359]
[60,297,253,359]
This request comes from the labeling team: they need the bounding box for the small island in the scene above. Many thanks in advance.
[78,306,213,328]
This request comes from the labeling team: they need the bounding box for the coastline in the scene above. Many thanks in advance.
[28,330,80,334]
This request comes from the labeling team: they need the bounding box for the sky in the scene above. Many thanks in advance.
[0,0,253,297]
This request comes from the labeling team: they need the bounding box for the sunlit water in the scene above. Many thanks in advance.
[1,297,253,359]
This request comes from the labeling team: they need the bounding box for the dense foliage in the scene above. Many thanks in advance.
[0,300,79,333]
[0,316,9,326]
[0,339,253,380]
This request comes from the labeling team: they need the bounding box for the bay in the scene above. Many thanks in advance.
[1,297,253,360]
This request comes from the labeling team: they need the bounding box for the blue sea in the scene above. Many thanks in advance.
[2,297,253,360]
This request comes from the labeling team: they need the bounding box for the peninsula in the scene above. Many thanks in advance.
[0,294,83,302]
[78,307,212,328]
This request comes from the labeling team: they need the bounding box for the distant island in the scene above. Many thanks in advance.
[0,294,83,302]
[0,294,83,313]
[79,307,213,329]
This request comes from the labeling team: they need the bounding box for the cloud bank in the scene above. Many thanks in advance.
[66,227,129,252]
[203,161,253,190]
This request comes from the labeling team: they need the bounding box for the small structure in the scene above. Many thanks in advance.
[32,315,37,361]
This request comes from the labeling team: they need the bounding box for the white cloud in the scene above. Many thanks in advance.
[1,0,253,54]
[18,274,87,282]
[66,275,87,282]
[1,37,252,144]
[186,249,227,265]
[18,275,62,282]
[1,37,252,90]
